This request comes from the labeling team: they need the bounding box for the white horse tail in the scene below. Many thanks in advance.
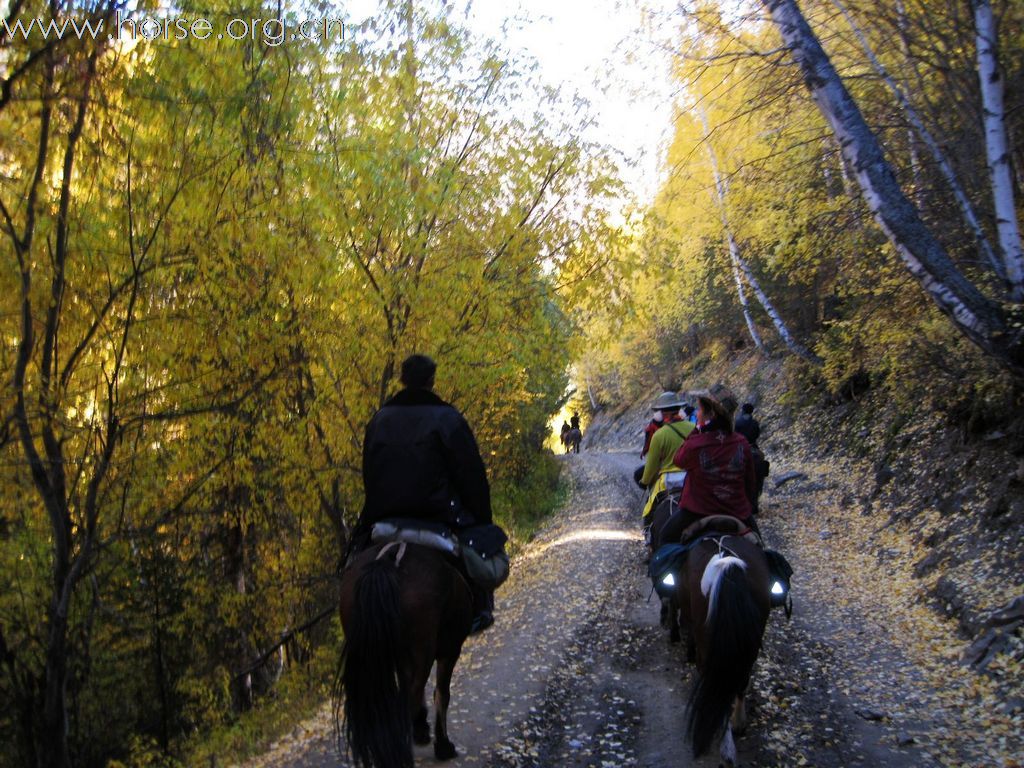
[700,553,747,623]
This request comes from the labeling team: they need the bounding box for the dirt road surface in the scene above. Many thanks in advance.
[244,451,933,768]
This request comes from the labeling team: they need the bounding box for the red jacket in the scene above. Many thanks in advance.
[672,424,755,520]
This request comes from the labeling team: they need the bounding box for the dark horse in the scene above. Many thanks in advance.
[562,427,582,454]
[334,541,473,768]
[647,493,686,641]
[674,533,770,766]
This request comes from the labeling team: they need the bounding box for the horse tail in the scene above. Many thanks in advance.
[687,554,762,757]
[335,556,412,768]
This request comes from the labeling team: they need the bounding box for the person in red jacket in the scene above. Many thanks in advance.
[640,409,663,459]
[671,384,757,534]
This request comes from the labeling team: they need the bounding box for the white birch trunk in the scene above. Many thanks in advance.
[732,251,822,364]
[762,0,1022,374]
[698,111,764,350]
[698,110,824,361]
[973,0,1024,301]
[728,242,763,349]
[831,0,1006,285]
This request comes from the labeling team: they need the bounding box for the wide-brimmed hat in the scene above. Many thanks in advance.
[651,391,685,411]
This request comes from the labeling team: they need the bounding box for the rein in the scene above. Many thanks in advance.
[376,540,408,567]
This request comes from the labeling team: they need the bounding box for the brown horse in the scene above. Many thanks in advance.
[675,534,770,766]
[334,541,473,767]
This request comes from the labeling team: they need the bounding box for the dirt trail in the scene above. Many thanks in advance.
[243,450,940,768]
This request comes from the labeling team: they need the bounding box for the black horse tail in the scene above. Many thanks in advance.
[687,557,763,757]
[335,556,412,768]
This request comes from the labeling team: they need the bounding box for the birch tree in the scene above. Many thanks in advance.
[972,0,1024,300]
[761,0,1024,376]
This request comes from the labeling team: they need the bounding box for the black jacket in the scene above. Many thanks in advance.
[359,387,492,532]
[735,413,761,446]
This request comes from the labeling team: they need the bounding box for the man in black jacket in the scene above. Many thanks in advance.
[353,354,496,631]
[735,403,769,512]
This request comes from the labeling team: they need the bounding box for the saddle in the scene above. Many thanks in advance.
[370,518,510,591]
[678,514,760,547]
[371,518,461,556]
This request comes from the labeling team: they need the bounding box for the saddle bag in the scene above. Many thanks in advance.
[663,470,687,492]
[648,543,689,598]
[764,548,794,616]
[458,524,510,591]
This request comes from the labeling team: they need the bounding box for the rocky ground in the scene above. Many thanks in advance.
[237,444,1022,768]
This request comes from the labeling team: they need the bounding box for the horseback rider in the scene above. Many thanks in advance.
[639,391,694,524]
[683,404,698,425]
[671,384,758,535]
[734,402,761,445]
[735,402,769,512]
[640,408,663,459]
[570,412,580,431]
[352,354,497,633]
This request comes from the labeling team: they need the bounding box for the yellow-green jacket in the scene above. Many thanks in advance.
[640,418,694,517]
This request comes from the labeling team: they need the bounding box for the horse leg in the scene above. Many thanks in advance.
[413,696,431,745]
[719,722,738,767]
[667,596,681,644]
[730,692,748,735]
[433,656,459,760]
[407,655,432,747]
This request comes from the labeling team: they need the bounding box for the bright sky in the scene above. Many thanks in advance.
[342,0,681,204]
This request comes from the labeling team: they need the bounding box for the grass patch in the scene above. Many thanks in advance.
[493,450,568,557]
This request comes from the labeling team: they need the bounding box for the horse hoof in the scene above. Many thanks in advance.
[413,724,431,745]
[434,739,458,761]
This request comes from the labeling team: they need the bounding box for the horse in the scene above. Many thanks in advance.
[562,427,582,454]
[333,541,473,768]
[646,485,688,643]
[674,532,771,767]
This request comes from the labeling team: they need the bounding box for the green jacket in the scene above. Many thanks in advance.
[640,418,694,488]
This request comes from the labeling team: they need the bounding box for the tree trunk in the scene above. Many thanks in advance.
[39,601,72,768]
[831,0,1007,286]
[698,110,763,350]
[733,251,822,364]
[762,0,1024,376]
[699,110,824,361]
[973,0,1024,300]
